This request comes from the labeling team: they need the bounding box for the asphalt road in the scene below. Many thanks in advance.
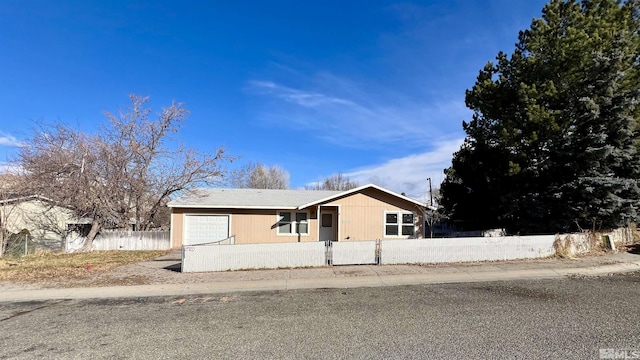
[1,273,639,359]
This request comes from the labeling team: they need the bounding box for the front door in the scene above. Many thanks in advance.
[319,209,337,241]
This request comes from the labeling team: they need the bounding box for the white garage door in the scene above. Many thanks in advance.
[184,215,230,245]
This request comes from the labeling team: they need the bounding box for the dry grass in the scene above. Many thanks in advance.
[0,250,170,282]
[553,236,573,259]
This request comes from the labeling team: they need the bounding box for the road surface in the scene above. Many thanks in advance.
[1,273,639,359]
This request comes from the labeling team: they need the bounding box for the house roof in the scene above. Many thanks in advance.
[0,194,55,205]
[167,188,342,209]
[0,194,93,224]
[167,184,428,210]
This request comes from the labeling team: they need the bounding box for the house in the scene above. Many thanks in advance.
[168,184,427,247]
[0,195,91,252]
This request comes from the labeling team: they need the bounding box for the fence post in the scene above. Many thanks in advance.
[325,240,333,266]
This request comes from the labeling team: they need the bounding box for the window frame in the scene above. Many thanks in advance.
[383,211,416,238]
[277,210,310,236]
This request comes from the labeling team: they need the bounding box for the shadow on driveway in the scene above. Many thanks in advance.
[163,262,182,272]
[626,244,640,255]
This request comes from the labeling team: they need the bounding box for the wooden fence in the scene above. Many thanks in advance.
[66,230,170,252]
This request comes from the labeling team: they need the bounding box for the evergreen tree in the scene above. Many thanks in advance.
[441,0,640,234]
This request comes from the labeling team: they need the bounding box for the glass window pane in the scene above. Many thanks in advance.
[296,212,307,222]
[279,222,292,234]
[386,225,398,236]
[402,213,414,224]
[402,225,414,236]
[297,222,308,234]
[386,213,398,224]
[322,214,332,227]
[280,212,291,221]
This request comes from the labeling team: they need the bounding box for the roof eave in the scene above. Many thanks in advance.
[297,183,427,209]
[168,204,298,210]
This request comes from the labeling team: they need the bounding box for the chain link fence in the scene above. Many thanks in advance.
[4,230,35,257]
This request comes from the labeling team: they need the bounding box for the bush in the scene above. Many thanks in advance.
[4,230,35,258]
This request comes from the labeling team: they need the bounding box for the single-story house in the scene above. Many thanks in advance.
[0,195,91,251]
[168,184,427,247]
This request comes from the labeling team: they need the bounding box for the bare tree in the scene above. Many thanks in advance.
[424,188,446,238]
[18,94,228,251]
[307,173,359,191]
[231,161,289,189]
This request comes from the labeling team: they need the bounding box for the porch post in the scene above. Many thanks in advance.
[316,205,321,241]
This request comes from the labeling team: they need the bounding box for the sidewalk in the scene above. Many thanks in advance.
[1,252,639,303]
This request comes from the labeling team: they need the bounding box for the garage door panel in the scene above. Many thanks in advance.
[184,215,230,245]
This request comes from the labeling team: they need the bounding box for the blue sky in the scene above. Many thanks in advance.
[0,0,548,200]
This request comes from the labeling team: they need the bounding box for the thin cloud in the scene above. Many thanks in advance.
[248,77,468,147]
[249,81,358,108]
[0,133,24,147]
[344,138,464,200]
[0,162,21,174]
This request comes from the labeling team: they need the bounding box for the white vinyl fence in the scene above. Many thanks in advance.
[181,235,559,272]
[66,231,170,252]
[331,241,377,265]
[182,242,326,272]
[379,235,555,265]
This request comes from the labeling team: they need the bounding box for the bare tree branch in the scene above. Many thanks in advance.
[307,173,359,191]
[230,161,289,189]
[18,94,229,251]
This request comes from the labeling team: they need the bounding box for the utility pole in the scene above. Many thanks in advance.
[427,177,433,207]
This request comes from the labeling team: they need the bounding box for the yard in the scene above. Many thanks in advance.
[0,250,170,283]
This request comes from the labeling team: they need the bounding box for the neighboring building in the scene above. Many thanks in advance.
[168,184,427,247]
[0,195,90,251]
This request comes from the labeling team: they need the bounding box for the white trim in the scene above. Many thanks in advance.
[169,204,298,210]
[297,183,427,210]
[276,210,310,236]
[318,205,339,241]
[170,212,174,248]
[336,204,342,242]
[383,210,417,239]
[316,206,321,241]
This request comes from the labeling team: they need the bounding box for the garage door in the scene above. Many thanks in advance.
[184,215,230,245]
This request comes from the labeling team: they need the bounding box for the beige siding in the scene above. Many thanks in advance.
[1,200,78,250]
[170,188,424,245]
[170,211,184,248]
[171,207,319,247]
[324,188,424,241]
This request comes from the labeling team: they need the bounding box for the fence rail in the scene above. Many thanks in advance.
[379,236,555,265]
[182,235,560,272]
[66,230,170,251]
[331,241,377,265]
[182,242,326,272]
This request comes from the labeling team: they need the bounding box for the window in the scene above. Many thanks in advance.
[321,213,333,227]
[277,211,309,235]
[384,212,415,237]
[296,212,308,234]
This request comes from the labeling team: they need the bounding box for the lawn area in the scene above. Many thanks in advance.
[0,250,170,282]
